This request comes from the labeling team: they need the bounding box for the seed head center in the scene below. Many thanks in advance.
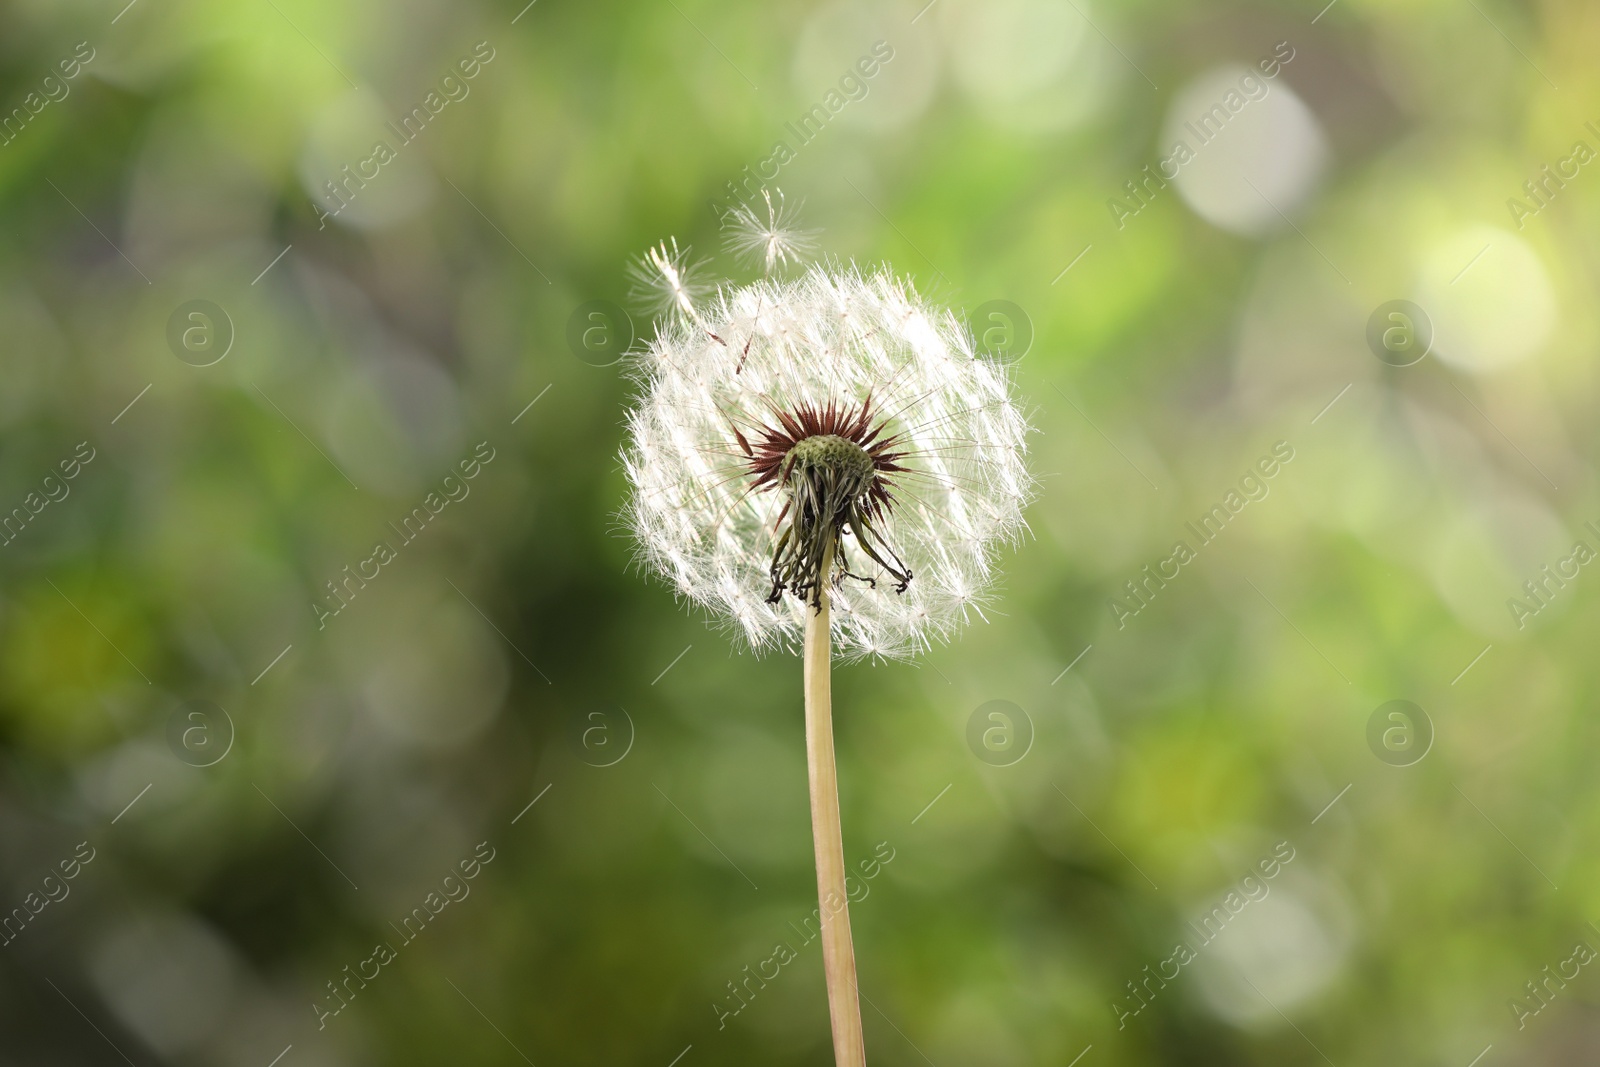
[785,434,875,486]
[744,401,914,610]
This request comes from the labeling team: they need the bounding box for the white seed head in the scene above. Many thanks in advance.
[721,188,820,274]
[622,257,1034,661]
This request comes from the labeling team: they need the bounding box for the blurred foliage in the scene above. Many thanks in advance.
[2,0,1599,1064]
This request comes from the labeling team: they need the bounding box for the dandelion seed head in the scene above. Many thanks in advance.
[622,254,1034,661]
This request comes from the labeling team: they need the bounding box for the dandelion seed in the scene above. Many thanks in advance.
[628,237,712,320]
[721,188,820,274]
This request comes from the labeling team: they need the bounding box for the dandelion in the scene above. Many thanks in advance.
[627,237,711,319]
[622,205,1033,1066]
[721,187,820,274]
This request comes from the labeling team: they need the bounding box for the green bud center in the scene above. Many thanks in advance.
[767,434,892,611]
[785,434,875,483]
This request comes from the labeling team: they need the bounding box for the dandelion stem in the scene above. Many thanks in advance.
[804,548,867,1066]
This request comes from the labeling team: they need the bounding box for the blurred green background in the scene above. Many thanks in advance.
[2,0,1599,1063]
